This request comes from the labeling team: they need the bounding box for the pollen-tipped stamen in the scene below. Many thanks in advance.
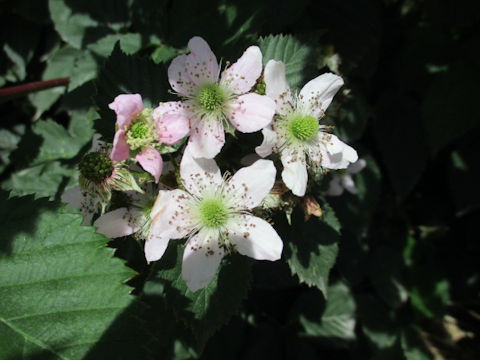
[78,152,113,183]
[288,115,319,142]
[197,83,225,112]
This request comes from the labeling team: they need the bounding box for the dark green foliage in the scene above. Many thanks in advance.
[1,0,479,359]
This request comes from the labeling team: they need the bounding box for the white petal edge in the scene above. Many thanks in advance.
[226,159,276,209]
[298,73,344,118]
[144,235,170,263]
[93,208,142,238]
[186,117,225,159]
[182,231,225,292]
[150,189,194,240]
[227,93,275,133]
[221,46,262,94]
[180,145,222,197]
[264,60,294,115]
[280,148,308,197]
[228,214,283,261]
[255,127,277,158]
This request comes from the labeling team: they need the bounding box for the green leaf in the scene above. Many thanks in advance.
[422,40,480,154]
[283,212,339,297]
[88,33,143,57]
[68,51,98,92]
[95,45,169,139]
[29,46,80,118]
[292,282,356,346]
[144,243,252,352]
[258,34,315,89]
[48,0,131,49]
[0,193,145,360]
[3,161,74,199]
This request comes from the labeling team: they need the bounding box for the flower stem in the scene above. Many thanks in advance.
[0,77,70,102]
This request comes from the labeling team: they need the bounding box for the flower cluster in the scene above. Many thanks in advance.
[63,36,361,291]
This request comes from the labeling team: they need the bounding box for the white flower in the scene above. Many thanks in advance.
[256,60,358,197]
[146,149,283,291]
[327,159,367,196]
[168,36,275,159]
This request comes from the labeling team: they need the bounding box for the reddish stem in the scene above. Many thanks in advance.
[0,77,70,101]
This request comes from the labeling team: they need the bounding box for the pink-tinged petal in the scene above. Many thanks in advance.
[180,146,222,197]
[347,158,367,175]
[227,93,275,133]
[111,130,130,161]
[318,133,358,169]
[226,159,276,209]
[326,177,344,196]
[228,214,283,261]
[93,207,142,238]
[136,147,163,183]
[186,118,225,159]
[62,186,100,224]
[182,231,224,292]
[255,127,277,158]
[108,94,144,129]
[220,46,262,94]
[185,36,219,85]
[153,102,190,145]
[264,60,294,115]
[298,73,344,117]
[150,189,194,239]
[280,148,308,196]
[144,234,170,263]
[168,54,196,96]
[341,175,358,194]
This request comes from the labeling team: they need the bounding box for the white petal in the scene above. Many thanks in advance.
[255,127,277,158]
[341,175,358,194]
[180,146,222,197]
[91,134,107,151]
[221,46,262,94]
[298,73,344,117]
[280,148,308,196]
[318,133,358,170]
[150,189,194,240]
[168,54,196,96]
[93,208,142,238]
[185,36,219,85]
[61,186,99,225]
[186,117,225,159]
[226,93,275,133]
[326,177,344,196]
[182,231,224,292]
[347,158,367,175]
[144,235,170,263]
[264,60,294,115]
[228,214,283,261]
[226,159,276,209]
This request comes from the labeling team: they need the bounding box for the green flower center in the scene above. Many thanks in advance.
[126,118,155,150]
[197,84,225,112]
[129,121,149,139]
[199,198,228,228]
[78,152,113,183]
[288,115,319,141]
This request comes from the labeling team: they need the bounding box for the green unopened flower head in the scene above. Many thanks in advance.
[79,152,113,183]
[198,198,228,228]
[288,115,319,142]
[196,83,226,112]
